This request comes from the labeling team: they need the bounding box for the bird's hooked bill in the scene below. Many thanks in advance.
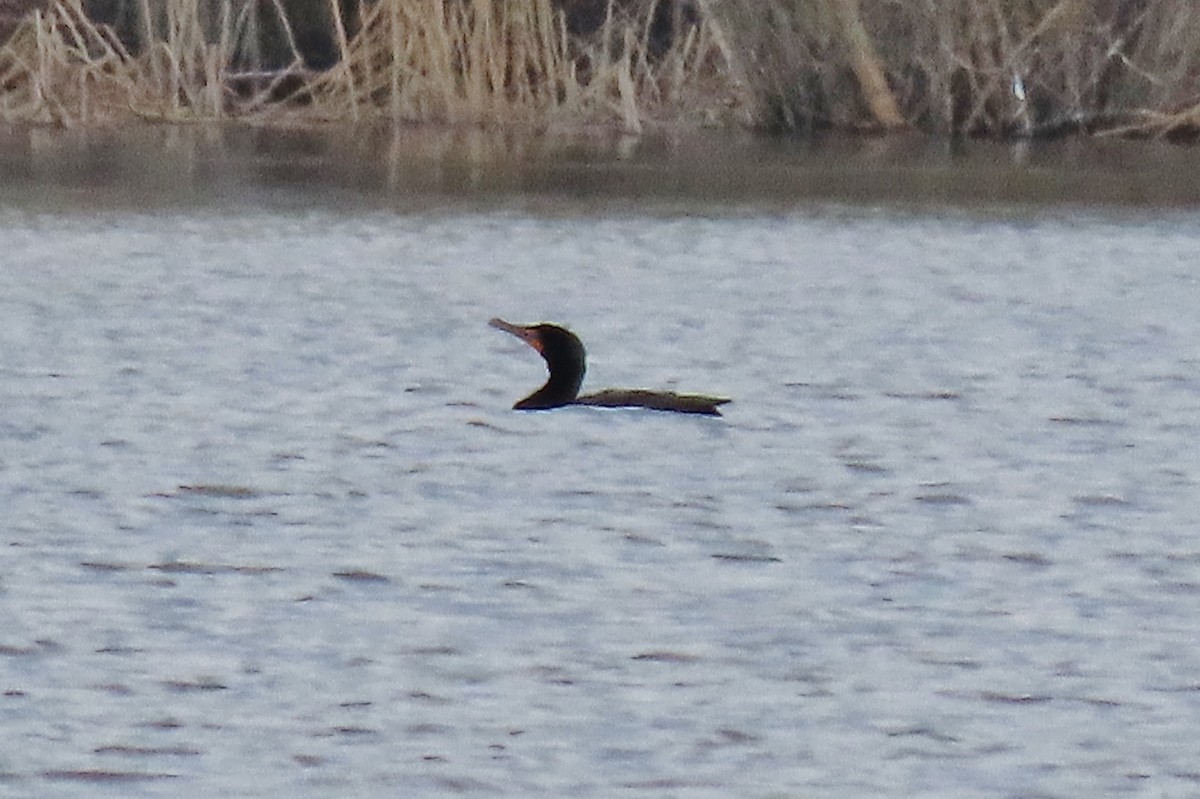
[489,318,543,353]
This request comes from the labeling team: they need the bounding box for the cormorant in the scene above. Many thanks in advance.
[489,318,730,416]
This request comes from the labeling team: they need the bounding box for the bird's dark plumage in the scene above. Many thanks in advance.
[489,318,730,416]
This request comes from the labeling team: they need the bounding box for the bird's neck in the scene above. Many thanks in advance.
[514,363,584,409]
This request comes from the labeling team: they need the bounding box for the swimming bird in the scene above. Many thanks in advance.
[489,318,730,416]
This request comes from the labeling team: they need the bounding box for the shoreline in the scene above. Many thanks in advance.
[3,123,1200,213]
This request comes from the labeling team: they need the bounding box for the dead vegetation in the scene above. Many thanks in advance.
[706,0,1200,139]
[0,0,733,130]
[0,0,1198,139]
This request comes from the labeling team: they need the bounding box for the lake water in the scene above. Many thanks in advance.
[2,127,1200,798]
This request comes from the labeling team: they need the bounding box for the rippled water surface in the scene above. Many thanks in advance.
[3,130,1200,798]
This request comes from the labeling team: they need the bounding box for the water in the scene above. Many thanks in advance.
[2,129,1200,798]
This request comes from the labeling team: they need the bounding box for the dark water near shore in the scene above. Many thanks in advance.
[2,126,1200,798]
[5,124,1200,212]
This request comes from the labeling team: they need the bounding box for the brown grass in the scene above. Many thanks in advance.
[286,0,735,130]
[0,0,1198,138]
[706,0,1200,138]
[0,0,294,123]
[0,0,734,130]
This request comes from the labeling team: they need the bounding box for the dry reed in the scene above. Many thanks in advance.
[0,0,732,130]
[293,0,733,130]
[1,0,1198,138]
[0,0,305,124]
[704,0,1200,138]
